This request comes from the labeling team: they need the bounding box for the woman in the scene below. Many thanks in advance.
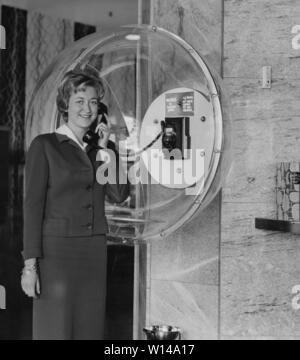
[21,70,129,340]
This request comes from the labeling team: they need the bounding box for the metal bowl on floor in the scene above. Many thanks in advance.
[143,325,181,340]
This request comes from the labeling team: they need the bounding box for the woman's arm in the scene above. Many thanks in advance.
[96,118,129,203]
[23,136,49,260]
[22,136,48,298]
[96,141,129,204]
[106,148,129,203]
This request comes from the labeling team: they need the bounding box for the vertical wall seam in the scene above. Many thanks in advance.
[221,0,225,79]
[219,0,225,340]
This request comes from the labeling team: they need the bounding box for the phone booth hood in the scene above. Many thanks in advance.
[26,25,232,242]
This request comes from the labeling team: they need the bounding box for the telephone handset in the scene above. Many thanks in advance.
[82,102,108,145]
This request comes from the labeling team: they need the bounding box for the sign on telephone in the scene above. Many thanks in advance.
[165,91,194,117]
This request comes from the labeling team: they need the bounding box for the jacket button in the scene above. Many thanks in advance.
[86,185,92,191]
[86,223,93,230]
[87,205,93,211]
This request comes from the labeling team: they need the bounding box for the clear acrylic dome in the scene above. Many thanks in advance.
[26,25,232,242]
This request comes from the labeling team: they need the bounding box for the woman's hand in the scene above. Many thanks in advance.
[21,259,41,298]
[95,115,111,148]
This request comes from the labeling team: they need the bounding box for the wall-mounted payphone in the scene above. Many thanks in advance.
[161,92,193,158]
[161,117,191,158]
[140,87,213,192]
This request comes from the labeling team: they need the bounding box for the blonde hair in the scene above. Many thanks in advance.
[56,70,105,121]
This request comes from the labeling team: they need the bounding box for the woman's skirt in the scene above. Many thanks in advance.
[33,235,107,340]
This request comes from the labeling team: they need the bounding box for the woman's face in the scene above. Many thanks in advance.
[67,85,98,129]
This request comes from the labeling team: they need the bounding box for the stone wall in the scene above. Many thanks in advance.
[148,0,300,340]
[149,0,223,340]
[221,0,300,339]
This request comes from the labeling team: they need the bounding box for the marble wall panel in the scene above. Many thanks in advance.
[222,0,300,340]
[224,78,300,119]
[222,78,300,203]
[152,0,223,73]
[150,0,300,340]
[221,203,300,337]
[224,0,300,79]
[149,280,218,340]
[148,0,223,340]
[150,197,220,286]
[222,202,282,257]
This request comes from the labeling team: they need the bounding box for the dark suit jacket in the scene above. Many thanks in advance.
[23,133,129,260]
